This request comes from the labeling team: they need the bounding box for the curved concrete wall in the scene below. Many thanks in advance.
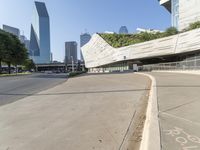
[82,28,200,68]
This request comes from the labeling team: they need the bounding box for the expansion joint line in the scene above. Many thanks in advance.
[174,33,180,53]
[118,110,136,150]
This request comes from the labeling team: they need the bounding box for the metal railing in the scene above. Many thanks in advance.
[140,58,200,71]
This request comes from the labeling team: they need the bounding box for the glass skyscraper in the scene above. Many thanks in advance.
[65,42,78,65]
[119,26,128,34]
[172,0,179,29]
[80,33,91,61]
[3,25,20,38]
[29,1,51,64]
[159,0,200,31]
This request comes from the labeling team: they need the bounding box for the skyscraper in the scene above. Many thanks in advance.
[159,0,200,30]
[119,26,128,34]
[20,35,30,51]
[29,1,51,64]
[80,33,91,61]
[65,42,78,64]
[3,25,30,51]
[3,25,20,38]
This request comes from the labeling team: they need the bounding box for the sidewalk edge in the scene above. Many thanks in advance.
[136,73,161,150]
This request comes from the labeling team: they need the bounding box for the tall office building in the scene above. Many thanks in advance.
[119,26,128,34]
[3,25,30,51]
[20,35,30,50]
[29,1,51,64]
[65,42,78,64]
[80,33,91,61]
[3,25,20,38]
[159,0,200,30]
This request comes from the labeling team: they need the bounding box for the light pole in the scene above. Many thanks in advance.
[71,56,74,72]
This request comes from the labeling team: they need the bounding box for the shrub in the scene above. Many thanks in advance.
[68,71,86,78]
[164,27,178,36]
[99,22,200,48]
[188,21,200,30]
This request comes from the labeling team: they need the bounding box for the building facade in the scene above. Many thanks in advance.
[3,25,30,51]
[3,25,20,38]
[80,33,91,61]
[81,0,200,73]
[20,35,30,51]
[119,26,128,34]
[160,0,200,30]
[29,1,51,64]
[65,42,78,65]
[82,29,200,73]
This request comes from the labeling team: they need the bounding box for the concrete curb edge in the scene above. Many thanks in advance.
[136,73,161,150]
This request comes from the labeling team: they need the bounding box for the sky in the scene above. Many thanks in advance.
[0,0,171,62]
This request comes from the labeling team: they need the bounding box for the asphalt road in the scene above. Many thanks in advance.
[0,73,150,150]
[0,73,67,106]
[149,72,200,150]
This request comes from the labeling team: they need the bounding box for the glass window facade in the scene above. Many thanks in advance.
[29,2,51,64]
[172,0,179,29]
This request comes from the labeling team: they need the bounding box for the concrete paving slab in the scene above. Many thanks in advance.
[0,73,150,150]
[149,72,200,150]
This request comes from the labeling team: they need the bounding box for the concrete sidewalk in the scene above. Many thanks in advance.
[0,73,150,150]
[149,72,200,150]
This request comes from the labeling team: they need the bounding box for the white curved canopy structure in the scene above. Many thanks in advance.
[82,28,200,68]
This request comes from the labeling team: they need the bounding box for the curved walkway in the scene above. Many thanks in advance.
[149,72,200,150]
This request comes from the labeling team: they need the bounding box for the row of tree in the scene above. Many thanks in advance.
[0,29,35,74]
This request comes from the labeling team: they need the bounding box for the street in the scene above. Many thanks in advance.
[0,73,150,150]
[0,73,67,106]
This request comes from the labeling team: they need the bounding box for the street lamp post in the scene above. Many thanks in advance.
[71,56,74,72]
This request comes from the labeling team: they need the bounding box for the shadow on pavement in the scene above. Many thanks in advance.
[0,88,150,97]
[28,73,68,79]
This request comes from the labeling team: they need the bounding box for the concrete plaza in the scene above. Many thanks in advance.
[0,73,150,150]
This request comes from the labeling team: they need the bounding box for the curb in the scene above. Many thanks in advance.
[136,73,161,150]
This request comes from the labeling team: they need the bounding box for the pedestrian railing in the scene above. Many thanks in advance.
[140,58,200,71]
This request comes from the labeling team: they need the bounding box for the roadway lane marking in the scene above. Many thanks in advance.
[164,127,200,149]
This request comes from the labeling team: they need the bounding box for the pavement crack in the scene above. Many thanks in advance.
[162,99,199,113]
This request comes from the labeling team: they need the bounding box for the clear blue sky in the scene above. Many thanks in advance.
[0,0,171,62]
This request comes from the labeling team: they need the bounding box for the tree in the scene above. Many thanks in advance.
[24,59,35,71]
[0,30,6,74]
[1,32,28,74]
[11,35,28,70]
[3,35,14,74]
[1,31,14,74]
